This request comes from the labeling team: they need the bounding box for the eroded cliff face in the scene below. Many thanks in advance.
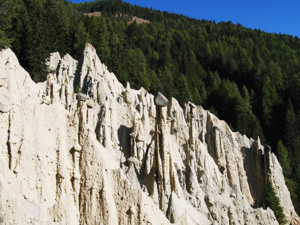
[0,44,298,225]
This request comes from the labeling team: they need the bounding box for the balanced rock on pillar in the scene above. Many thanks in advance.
[76,93,88,102]
[155,92,169,107]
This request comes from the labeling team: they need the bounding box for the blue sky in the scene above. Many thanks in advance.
[70,0,300,38]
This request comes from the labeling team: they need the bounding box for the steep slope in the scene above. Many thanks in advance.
[0,44,298,224]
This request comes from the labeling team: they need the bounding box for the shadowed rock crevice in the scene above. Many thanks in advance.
[117,125,131,159]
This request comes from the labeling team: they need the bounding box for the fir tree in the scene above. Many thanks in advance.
[265,179,287,225]
[276,140,292,177]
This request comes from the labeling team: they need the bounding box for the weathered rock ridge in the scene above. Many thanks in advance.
[0,43,298,224]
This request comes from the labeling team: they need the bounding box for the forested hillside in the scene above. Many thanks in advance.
[1,0,300,214]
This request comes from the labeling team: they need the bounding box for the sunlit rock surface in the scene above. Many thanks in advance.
[0,44,298,224]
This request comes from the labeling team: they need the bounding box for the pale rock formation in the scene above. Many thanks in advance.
[0,93,11,112]
[0,44,299,225]
[46,51,61,70]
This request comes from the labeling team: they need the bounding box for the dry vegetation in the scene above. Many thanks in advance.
[84,12,150,25]
[84,12,102,17]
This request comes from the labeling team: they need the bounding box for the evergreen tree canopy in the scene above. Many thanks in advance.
[265,179,287,225]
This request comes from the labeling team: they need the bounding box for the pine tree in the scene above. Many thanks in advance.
[0,0,16,49]
[282,100,300,216]
[265,179,287,225]
[261,75,278,126]
[276,140,292,177]
[284,100,300,163]
[175,73,192,105]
